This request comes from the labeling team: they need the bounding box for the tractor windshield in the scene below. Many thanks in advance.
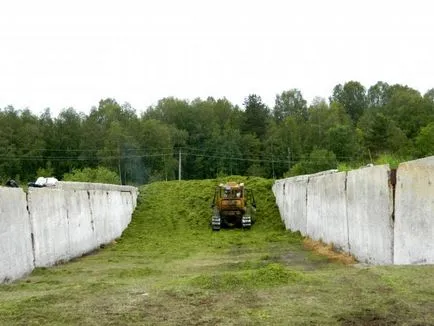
[221,187,243,199]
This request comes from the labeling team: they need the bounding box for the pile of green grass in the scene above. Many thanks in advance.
[0,177,433,325]
[117,176,296,256]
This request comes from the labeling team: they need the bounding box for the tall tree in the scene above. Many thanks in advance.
[383,85,428,138]
[424,88,434,103]
[325,125,362,161]
[331,81,367,122]
[242,94,270,140]
[367,81,390,108]
[415,122,434,157]
[144,97,191,131]
[273,89,307,121]
[137,119,176,182]
[16,109,46,181]
[360,112,407,155]
[51,108,84,176]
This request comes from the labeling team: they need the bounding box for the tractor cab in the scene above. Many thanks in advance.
[211,182,256,230]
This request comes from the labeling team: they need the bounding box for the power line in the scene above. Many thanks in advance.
[0,147,176,153]
[0,153,172,161]
[0,145,356,163]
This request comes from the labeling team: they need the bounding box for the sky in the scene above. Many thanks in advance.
[1,0,434,117]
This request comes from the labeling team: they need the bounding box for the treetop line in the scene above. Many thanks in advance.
[1,80,433,184]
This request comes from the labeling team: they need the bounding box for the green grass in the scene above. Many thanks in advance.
[0,177,433,325]
[374,153,410,169]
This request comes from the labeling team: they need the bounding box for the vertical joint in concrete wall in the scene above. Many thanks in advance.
[389,168,397,264]
[26,191,36,267]
[87,190,95,232]
[389,169,397,222]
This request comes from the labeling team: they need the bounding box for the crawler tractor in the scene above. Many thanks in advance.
[210,182,256,231]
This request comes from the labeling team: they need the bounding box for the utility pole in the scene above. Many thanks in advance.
[178,148,182,181]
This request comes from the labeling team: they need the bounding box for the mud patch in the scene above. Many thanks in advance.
[277,250,331,271]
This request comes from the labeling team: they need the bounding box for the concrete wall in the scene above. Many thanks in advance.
[273,157,434,265]
[0,182,138,282]
[346,165,394,264]
[394,157,434,264]
[272,171,336,236]
[0,188,34,283]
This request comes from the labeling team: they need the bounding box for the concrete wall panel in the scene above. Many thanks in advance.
[346,165,394,264]
[394,157,434,264]
[107,191,125,239]
[0,187,34,282]
[28,188,70,267]
[120,191,134,230]
[272,180,285,222]
[283,176,309,235]
[306,172,348,251]
[90,190,113,245]
[65,190,98,258]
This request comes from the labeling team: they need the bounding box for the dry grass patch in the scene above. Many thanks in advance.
[303,237,357,265]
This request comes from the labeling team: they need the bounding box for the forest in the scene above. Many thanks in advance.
[1,80,434,185]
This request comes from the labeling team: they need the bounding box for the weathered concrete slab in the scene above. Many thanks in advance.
[307,171,349,251]
[394,156,434,264]
[0,187,34,282]
[28,188,70,267]
[89,189,129,245]
[64,190,98,258]
[120,191,135,229]
[272,180,285,223]
[346,165,394,264]
[283,175,309,235]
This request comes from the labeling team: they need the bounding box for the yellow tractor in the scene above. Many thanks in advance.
[210,182,256,231]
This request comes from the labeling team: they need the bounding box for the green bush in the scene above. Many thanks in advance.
[374,153,408,169]
[63,167,120,184]
[286,149,337,177]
